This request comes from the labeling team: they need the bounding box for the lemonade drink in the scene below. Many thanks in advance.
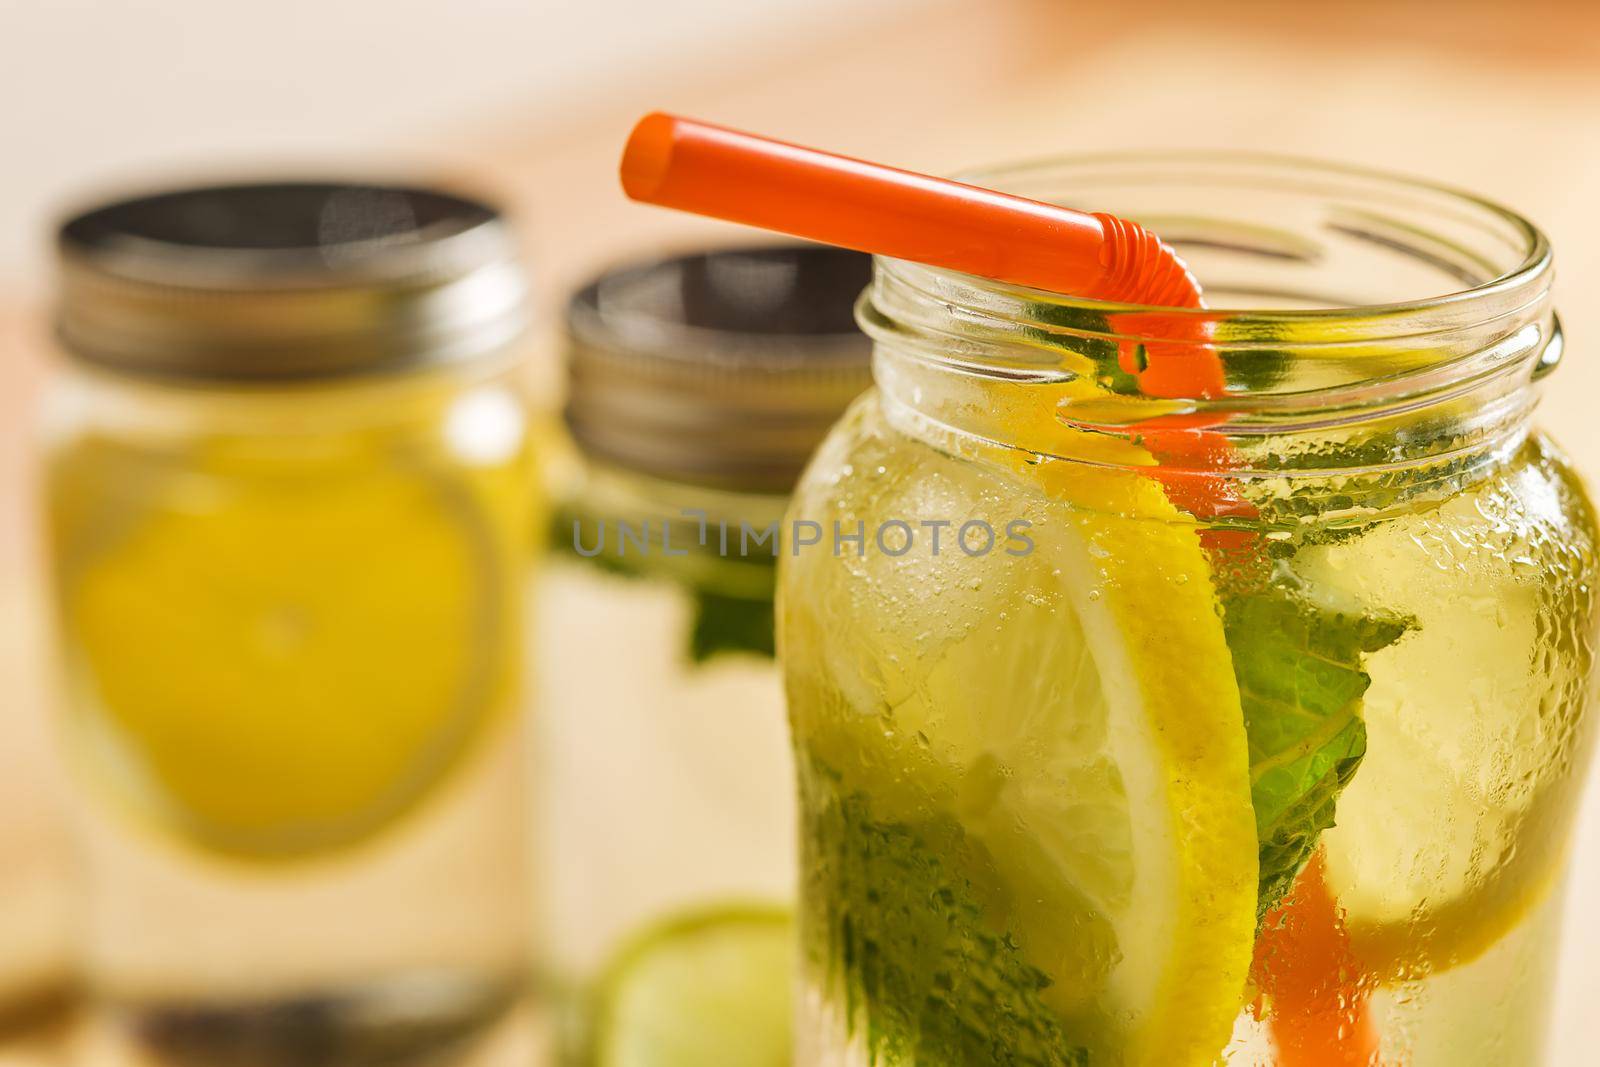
[778,155,1599,1066]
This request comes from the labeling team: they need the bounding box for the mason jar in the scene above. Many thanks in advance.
[535,244,870,1061]
[779,154,1598,1067]
[44,182,539,1065]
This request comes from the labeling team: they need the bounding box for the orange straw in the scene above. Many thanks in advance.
[620,113,1376,1065]
[1254,856,1381,1066]
[622,113,1204,311]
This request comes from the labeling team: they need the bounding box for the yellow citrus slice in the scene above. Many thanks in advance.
[55,433,519,860]
[1296,461,1597,977]
[590,906,793,1067]
[782,398,1259,1064]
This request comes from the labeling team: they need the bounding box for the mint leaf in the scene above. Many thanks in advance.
[800,755,1088,1067]
[688,588,776,663]
[1222,589,1411,919]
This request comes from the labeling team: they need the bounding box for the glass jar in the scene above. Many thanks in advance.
[779,154,1598,1067]
[44,182,539,1065]
[535,245,870,1059]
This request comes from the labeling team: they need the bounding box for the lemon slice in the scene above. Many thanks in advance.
[55,434,518,860]
[1296,466,1595,977]
[782,401,1258,1065]
[591,907,793,1067]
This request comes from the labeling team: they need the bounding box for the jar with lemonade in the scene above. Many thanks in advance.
[778,154,1599,1066]
[45,182,539,1065]
[535,244,870,1064]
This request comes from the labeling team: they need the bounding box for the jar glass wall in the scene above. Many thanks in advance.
[779,155,1597,1067]
[534,245,870,1061]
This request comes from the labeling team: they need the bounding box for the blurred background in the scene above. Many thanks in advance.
[2,0,1598,1063]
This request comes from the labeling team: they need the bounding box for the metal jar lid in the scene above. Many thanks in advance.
[565,244,874,494]
[54,181,527,380]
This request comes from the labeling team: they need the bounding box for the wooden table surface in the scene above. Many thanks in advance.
[2,0,1598,1061]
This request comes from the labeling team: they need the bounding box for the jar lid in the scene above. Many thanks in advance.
[54,181,527,380]
[565,244,873,494]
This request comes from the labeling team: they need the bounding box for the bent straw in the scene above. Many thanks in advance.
[621,112,1203,311]
[621,112,1224,407]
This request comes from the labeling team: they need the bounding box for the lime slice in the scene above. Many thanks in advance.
[1296,465,1594,976]
[782,402,1259,1065]
[591,907,793,1067]
[55,433,520,859]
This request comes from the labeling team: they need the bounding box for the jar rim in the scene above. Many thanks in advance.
[862,151,1560,469]
[876,150,1551,333]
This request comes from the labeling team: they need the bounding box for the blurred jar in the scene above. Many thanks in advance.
[536,245,870,1060]
[44,182,540,1066]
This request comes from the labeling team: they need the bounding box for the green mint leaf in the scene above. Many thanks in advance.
[1222,589,1411,919]
[800,755,1088,1067]
[688,589,776,663]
